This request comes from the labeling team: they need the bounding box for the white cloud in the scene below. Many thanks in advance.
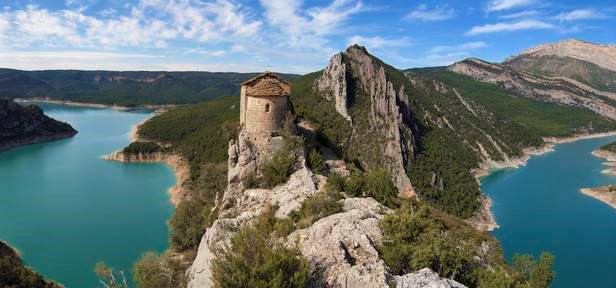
[486,0,535,12]
[0,1,262,49]
[405,4,454,21]
[259,0,364,51]
[428,41,487,54]
[424,41,488,66]
[553,9,605,21]
[499,10,539,19]
[466,20,554,35]
[347,35,412,49]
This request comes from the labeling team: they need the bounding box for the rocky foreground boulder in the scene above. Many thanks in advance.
[0,98,77,151]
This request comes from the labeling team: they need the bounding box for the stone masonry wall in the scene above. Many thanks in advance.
[244,96,288,134]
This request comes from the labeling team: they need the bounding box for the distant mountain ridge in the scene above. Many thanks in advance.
[508,39,616,72]
[504,39,616,93]
[0,69,299,106]
[449,58,616,120]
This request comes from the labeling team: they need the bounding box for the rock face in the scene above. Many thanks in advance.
[315,53,352,120]
[449,58,616,120]
[395,268,467,288]
[287,197,390,287]
[314,45,416,197]
[186,131,322,288]
[0,98,77,151]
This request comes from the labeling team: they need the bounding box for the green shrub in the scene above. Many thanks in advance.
[169,200,206,252]
[122,141,163,154]
[379,202,555,288]
[335,168,399,208]
[325,172,345,192]
[261,123,304,188]
[290,190,342,228]
[169,162,227,252]
[261,149,297,188]
[363,168,398,208]
[94,262,128,288]
[307,148,324,174]
[133,251,187,288]
[211,211,310,288]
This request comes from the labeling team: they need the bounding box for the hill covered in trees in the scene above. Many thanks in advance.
[0,69,297,106]
[0,241,63,288]
[0,98,77,151]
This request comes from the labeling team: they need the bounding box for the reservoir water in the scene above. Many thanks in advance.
[0,103,175,287]
[482,136,616,288]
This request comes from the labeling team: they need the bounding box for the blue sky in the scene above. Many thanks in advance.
[0,0,614,73]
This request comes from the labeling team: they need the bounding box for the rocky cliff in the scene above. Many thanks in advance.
[449,58,616,120]
[186,128,465,288]
[0,98,77,151]
[311,45,416,197]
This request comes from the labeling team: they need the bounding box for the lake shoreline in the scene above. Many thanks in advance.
[102,150,190,205]
[102,117,190,206]
[15,97,176,113]
[579,187,616,210]
[471,131,616,231]
[578,147,616,210]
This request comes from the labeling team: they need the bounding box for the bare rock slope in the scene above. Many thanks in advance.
[314,45,416,197]
[510,39,616,72]
[505,39,616,93]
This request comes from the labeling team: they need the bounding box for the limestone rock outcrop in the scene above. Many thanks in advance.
[315,53,352,121]
[0,98,77,150]
[314,45,416,197]
[187,131,321,287]
[286,197,391,287]
[395,268,467,288]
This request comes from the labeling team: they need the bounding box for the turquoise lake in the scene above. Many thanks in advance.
[0,103,175,287]
[482,136,616,288]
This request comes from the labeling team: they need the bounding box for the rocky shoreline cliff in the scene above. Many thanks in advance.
[103,149,190,205]
[0,98,77,151]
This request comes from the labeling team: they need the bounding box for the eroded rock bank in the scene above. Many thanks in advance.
[103,150,190,205]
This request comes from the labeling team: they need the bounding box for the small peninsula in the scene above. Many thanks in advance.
[580,141,616,209]
[0,98,77,151]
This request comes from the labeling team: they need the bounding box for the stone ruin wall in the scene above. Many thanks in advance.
[244,96,288,135]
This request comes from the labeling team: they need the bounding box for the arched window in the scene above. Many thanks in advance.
[265,103,270,113]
